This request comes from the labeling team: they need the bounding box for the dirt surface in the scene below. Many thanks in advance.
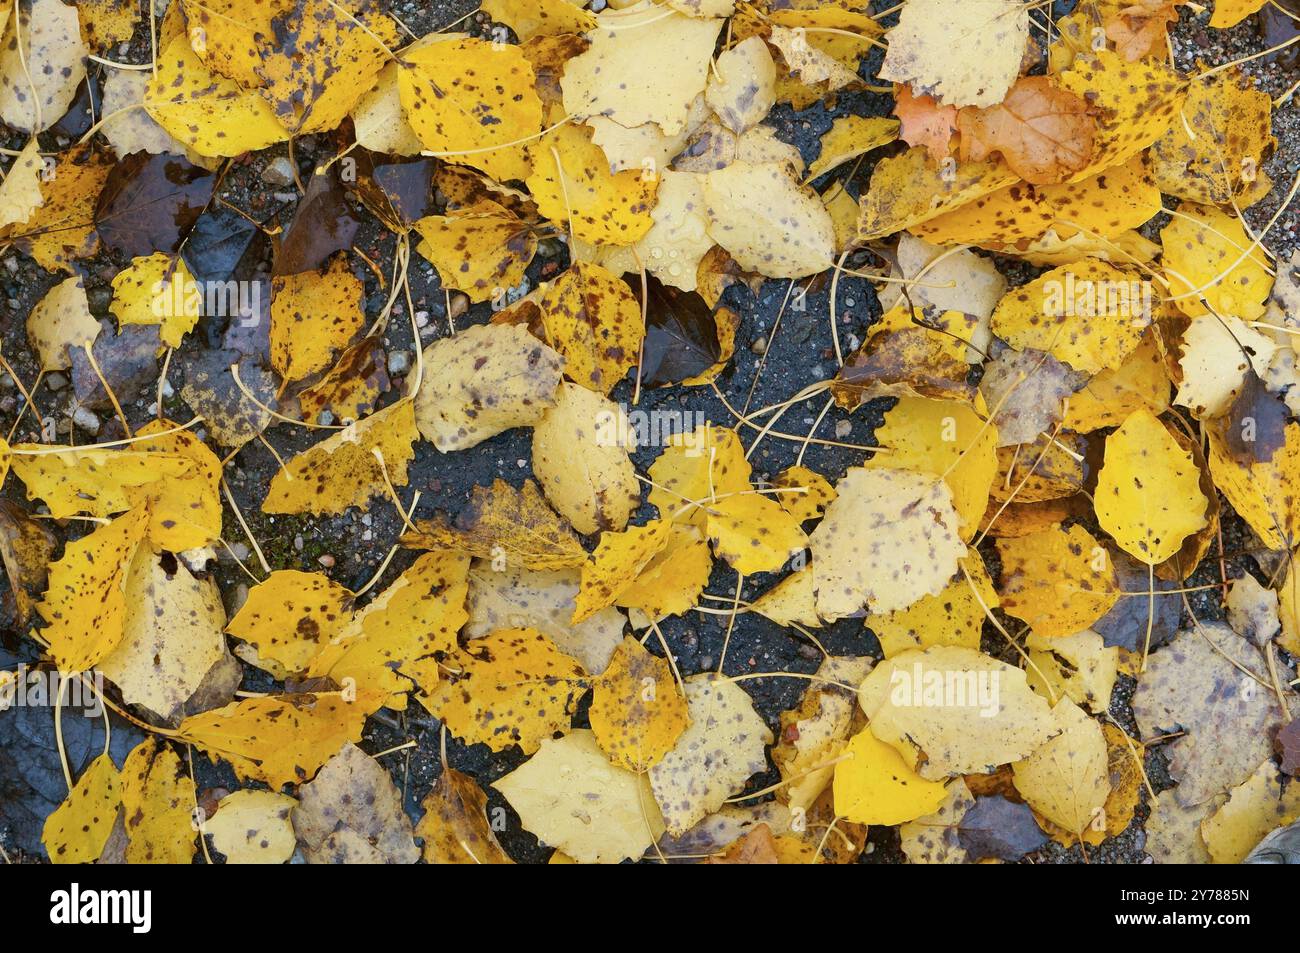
[1,0,1298,863]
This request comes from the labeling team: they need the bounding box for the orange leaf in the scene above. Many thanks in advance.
[1104,1,1180,62]
[893,86,957,163]
[957,76,1097,185]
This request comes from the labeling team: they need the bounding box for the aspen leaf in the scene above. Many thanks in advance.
[1210,0,1268,28]
[297,336,388,425]
[979,345,1086,447]
[99,548,228,720]
[703,161,835,279]
[648,424,751,528]
[767,25,858,92]
[1062,331,1170,432]
[957,76,1098,185]
[402,478,587,571]
[996,525,1120,637]
[858,646,1058,780]
[10,145,112,273]
[811,467,967,619]
[991,259,1149,375]
[706,36,777,134]
[1205,420,1300,551]
[263,400,418,515]
[178,690,375,788]
[110,253,201,349]
[293,743,419,864]
[145,36,289,158]
[649,675,773,834]
[705,492,807,576]
[612,523,713,622]
[589,637,689,771]
[180,0,287,89]
[413,201,538,305]
[42,755,121,865]
[308,552,470,708]
[399,38,542,182]
[0,0,86,133]
[423,628,588,754]
[38,508,149,674]
[226,570,356,674]
[1012,699,1110,838]
[1160,203,1273,321]
[749,565,821,628]
[0,138,46,230]
[857,147,1018,241]
[598,169,713,292]
[481,0,595,40]
[1094,408,1209,565]
[352,58,424,156]
[833,729,949,826]
[26,276,100,373]
[574,518,673,623]
[899,777,975,864]
[532,382,640,535]
[120,739,196,865]
[205,790,298,865]
[772,465,836,523]
[527,262,643,395]
[807,116,900,181]
[465,562,625,676]
[495,729,664,864]
[1025,629,1120,714]
[878,0,1028,108]
[560,1,723,135]
[526,121,657,246]
[416,766,513,865]
[1201,759,1300,864]
[414,323,563,451]
[1174,312,1276,419]
[871,555,997,658]
[270,257,365,384]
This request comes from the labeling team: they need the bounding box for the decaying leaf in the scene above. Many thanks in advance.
[416,766,513,865]
[294,743,418,864]
[589,637,689,771]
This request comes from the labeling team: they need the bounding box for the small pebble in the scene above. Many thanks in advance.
[835,419,852,439]
[751,335,768,355]
[262,156,297,187]
[294,534,304,552]
[318,554,335,568]
[387,350,411,376]
[46,372,68,391]
[448,292,470,320]
[72,406,100,435]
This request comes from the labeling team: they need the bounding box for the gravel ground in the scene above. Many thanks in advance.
[0,0,1297,864]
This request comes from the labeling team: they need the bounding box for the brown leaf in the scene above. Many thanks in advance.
[957,76,1097,185]
[894,86,958,163]
[832,326,976,410]
[701,824,781,864]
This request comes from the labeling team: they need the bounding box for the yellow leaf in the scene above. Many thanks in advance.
[812,467,967,619]
[648,424,751,527]
[859,645,1058,780]
[38,508,149,673]
[145,35,289,157]
[263,400,418,515]
[252,0,398,134]
[1012,699,1110,837]
[526,262,643,395]
[402,478,587,570]
[226,570,355,674]
[78,0,141,53]
[1209,0,1268,28]
[42,755,121,864]
[465,562,624,675]
[833,729,950,825]
[871,554,997,657]
[1151,68,1275,207]
[180,0,289,89]
[532,382,640,535]
[807,116,900,181]
[857,147,1018,241]
[771,465,836,523]
[120,739,196,864]
[423,628,588,753]
[706,35,777,134]
[351,57,424,156]
[706,492,808,575]
[773,656,872,813]
[749,565,821,627]
[879,0,1028,107]
[413,200,538,304]
[1025,629,1120,714]
[297,335,388,425]
[1206,420,1300,552]
[0,138,46,230]
[178,690,374,787]
[270,257,365,383]
[1173,312,1275,419]
[574,518,673,623]
[526,120,657,246]
[494,729,664,863]
[110,253,201,348]
[399,38,542,182]
[99,548,228,719]
[703,161,835,278]
[416,767,513,864]
[481,0,595,40]
[0,0,86,133]
[308,552,470,708]
[1062,331,1170,432]
[205,790,298,865]
[10,145,112,272]
[414,322,563,451]
[1202,759,1300,864]
[591,169,713,292]
[613,523,713,621]
[1094,408,1209,565]
[648,674,773,833]
[561,1,723,135]
[590,637,690,771]
[1161,203,1273,321]
[25,276,100,372]
[1057,49,1187,181]
[990,259,1149,374]
[996,525,1120,637]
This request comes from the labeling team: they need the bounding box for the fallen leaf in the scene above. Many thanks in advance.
[957,794,1048,861]
[26,276,101,372]
[413,200,538,304]
[996,525,1120,637]
[703,161,835,278]
[415,766,513,864]
[120,739,196,864]
[1012,699,1110,838]
[589,637,689,771]
[0,0,86,132]
[1201,759,1300,863]
[226,570,355,674]
[958,76,1097,184]
[41,754,121,865]
[833,728,950,825]
[1025,629,1120,714]
[293,743,418,864]
[205,789,297,865]
[269,257,365,384]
